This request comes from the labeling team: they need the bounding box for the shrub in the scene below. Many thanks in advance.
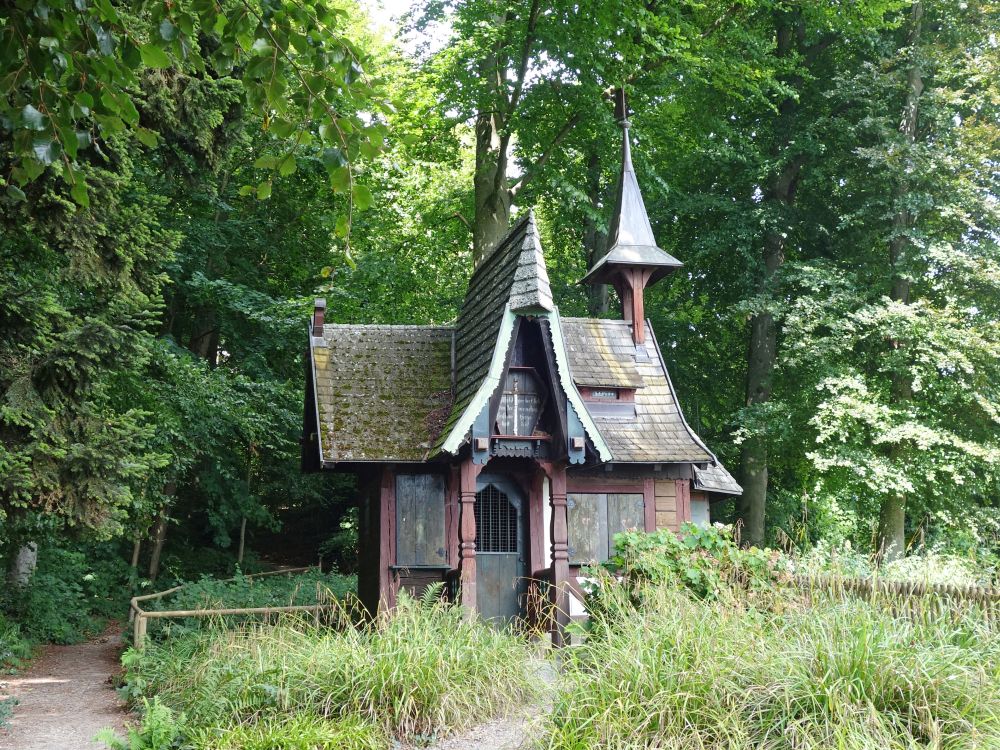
[121,591,537,746]
[97,697,184,750]
[543,581,1000,750]
[790,539,998,587]
[0,613,32,672]
[139,568,356,643]
[1,544,132,644]
[600,523,787,600]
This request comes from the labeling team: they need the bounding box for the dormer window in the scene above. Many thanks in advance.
[589,388,619,400]
[496,368,546,436]
[579,385,637,418]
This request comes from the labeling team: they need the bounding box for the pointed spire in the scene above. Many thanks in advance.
[581,103,682,288]
[508,210,554,313]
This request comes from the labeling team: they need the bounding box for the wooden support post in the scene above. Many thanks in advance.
[458,459,480,614]
[548,463,570,647]
[614,269,653,344]
[378,466,396,610]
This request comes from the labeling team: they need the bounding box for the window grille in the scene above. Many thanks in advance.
[475,484,518,553]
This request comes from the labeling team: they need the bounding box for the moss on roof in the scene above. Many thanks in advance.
[311,324,453,463]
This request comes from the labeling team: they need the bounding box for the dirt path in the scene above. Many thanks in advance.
[0,624,129,750]
[404,659,557,750]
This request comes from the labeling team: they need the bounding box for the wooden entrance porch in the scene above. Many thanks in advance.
[358,457,573,645]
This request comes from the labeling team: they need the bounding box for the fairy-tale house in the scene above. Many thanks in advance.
[302,123,741,644]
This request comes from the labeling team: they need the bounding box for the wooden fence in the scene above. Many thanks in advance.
[788,574,999,627]
[129,566,336,649]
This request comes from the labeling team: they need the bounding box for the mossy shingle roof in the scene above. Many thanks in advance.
[693,461,743,496]
[308,214,736,474]
[311,324,453,462]
[561,317,713,464]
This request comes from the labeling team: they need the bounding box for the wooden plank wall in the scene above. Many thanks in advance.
[654,479,678,530]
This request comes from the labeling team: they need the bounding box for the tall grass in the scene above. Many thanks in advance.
[121,592,538,747]
[543,581,1000,750]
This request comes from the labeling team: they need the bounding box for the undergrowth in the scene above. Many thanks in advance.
[543,571,1000,749]
[140,568,356,643]
[114,590,536,748]
[1,544,132,645]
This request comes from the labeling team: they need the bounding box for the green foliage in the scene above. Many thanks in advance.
[187,714,383,750]
[119,593,536,746]
[599,524,787,601]
[0,614,32,673]
[545,581,1000,749]
[0,141,176,541]
[790,539,998,587]
[140,568,355,643]
[1,0,387,215]
[97,697,184,750]
[1,544,132,644]
[0,695,17,730]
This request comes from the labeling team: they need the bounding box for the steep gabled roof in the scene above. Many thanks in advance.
[561,317,712,464]
[310,324,453,463]
[436,212,552,448]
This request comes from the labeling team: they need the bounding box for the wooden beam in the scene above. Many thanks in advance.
[643,477,656,532]
[675,478,692,525]
[379,466,396,610]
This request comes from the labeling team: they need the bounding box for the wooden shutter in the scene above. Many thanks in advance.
[395,474,447,566]
[607,493,645,557]
[567,493,606,564]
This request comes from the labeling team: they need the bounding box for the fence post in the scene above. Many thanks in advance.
[134,613,147,650]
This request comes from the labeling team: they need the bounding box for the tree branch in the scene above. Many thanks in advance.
[509,109,584,196]
[507,0,541,118]
[497,0,541,180]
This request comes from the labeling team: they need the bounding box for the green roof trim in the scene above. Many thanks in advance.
[439,304,519,455]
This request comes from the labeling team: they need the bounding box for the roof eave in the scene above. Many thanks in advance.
[579,254,684,286]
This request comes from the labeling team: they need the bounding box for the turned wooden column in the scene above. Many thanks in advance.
[458,459,479,613]
[548,463,570,647]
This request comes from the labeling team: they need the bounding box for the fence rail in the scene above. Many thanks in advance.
[129,565,325,649]
[787,574,999,626]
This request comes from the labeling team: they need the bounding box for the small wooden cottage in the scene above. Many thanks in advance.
[302,127,740,643]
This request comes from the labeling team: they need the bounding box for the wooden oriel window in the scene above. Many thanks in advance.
[495,367,546,436]
[567,492,645,564]
[395,474,447,566]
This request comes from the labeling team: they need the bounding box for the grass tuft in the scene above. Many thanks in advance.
[121,592,537,746]
[542,580,1000,750]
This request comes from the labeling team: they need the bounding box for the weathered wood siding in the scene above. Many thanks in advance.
[395,474,447,566]
[655,479,692,531]
[690,490,710,527]
[654,479,678,530]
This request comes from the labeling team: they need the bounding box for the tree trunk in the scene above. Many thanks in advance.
[147,482,175,582]
[148,509,169,582]
[877,0,923,562]
[737,14,803,547]
[584,149,610,315]
[237,517,247,565]
[188,307,219,366]
[7,542,38,588]
[473,110,513,265]
[130,534,142,569]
